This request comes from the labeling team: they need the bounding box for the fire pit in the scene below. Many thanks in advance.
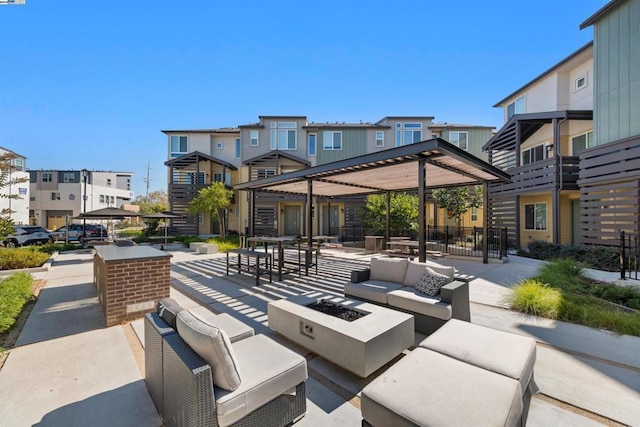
[306,299,369,322]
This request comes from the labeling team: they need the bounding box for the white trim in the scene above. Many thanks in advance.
[250,130,259,146]
[574,73,588,92]
[524,202,547,231]
[570,130,594,155]
[215,142,224,150]
[308,133,317,156]
[449,131,468,150]
[170,135,188,158]
[521,142,548,165]
[323,131,342,150]
[375,131,384,147]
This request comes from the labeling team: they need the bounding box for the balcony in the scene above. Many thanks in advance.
[490,156,580,197]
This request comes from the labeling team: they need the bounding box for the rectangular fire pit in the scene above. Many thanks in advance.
[268,294,414,378]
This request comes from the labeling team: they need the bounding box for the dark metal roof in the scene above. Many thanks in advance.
[235,138,510,197]
[580,0,626,28]
[492,42,593,107]
[164,151,237,170]
[243,150,311,167]
[482,110,593,152]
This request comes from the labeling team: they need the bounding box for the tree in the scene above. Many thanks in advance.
[187,182,233,238]
[133,190,168,233]
[0,153,29,240]
[432,185,483,225]
[359,192,419,236]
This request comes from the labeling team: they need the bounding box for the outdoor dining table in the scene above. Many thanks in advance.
[247,236,298,281]
[312,235,336,255]
[386,240,419,254]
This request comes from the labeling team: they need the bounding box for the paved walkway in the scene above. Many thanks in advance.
[0,247,638,426]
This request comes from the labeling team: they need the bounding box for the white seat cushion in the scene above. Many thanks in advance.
[370,256,409,283]
[176,310,242,391]
[419,319,536,392]
[387,287,452,321]
[362,348,523,427]
[215,334,307,427]
[344,280,404,304]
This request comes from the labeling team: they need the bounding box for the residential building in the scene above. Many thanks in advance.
[0,146,30,225]
[578,0,640,245]
[163,116,495,237]
[483,43,594,248]
[28,170,134,229]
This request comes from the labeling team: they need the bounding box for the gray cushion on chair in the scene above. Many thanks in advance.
[156,298,185,329]
[361,348,523,427]
[387,287,452,320]
[419,319,537,393]
[215,334,308,427]
[369,256,409,283]
[188,307,255,343]
[176,310,242,391]
[344,280,404,304]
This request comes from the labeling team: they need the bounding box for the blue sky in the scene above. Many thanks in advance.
[0,0,601,198]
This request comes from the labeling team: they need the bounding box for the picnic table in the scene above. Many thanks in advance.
[149,235,176,250]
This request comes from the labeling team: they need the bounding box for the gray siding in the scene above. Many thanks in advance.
[318,129,367,164]
[441,128,492,161]
[593,0,640,146]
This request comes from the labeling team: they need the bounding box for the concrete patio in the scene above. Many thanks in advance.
[0,246,638,426]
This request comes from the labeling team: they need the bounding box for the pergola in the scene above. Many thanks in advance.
[235,138,511,263]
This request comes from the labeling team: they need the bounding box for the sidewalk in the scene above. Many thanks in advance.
[0,248,638,426]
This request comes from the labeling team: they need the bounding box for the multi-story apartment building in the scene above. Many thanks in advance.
[0,146,30,225]
[163,116,495,237]
[483,43,594,248]
[485,0,639,249]
[28,170,134,229]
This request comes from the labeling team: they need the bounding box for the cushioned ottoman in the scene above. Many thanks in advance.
[361,348,524,427]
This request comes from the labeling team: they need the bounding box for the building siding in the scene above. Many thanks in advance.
[318,129,367,164]
[594,0,640,146]
[440,128,492,161]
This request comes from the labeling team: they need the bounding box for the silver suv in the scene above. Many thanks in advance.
[3,226,51,248]
[49,224,84,243]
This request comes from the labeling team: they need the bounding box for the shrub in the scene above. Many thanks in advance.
[0,272,34,333]
[175,236,204,247]
[520,240,563,260]
[519,240,620,272]
[38,242,78,254]
[206,236,240,253]
[507,279,562,319]
[0,248,50,270]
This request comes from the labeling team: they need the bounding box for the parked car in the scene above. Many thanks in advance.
[84,224,109,240]
[49,224,84,243]
[3,225,51,248]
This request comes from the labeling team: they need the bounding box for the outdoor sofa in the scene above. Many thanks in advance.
[361,319,538,426]
[345,256,470,334]
[144,298,307,427]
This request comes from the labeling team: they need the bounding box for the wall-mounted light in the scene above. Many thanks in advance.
[340,208,344,213]
[280,208,284,214]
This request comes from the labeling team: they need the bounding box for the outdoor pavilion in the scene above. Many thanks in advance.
[235,137,511,263]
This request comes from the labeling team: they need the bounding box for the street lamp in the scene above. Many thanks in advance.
[81,169,88,243]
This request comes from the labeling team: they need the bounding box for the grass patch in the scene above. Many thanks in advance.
[0,247,51,270]
[507,259,640,336]
[206,236,240,253]
[0,272,34,334]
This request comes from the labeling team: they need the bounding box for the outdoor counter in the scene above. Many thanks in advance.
[93,245,171,326]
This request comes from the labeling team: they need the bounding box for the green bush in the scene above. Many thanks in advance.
[38,242,78,254]
[0,248,50,270]
[0,272,34,334]
[175,236,204,247]
[519,240,620,272]
[206,236,240,253]
[507,279,562,319]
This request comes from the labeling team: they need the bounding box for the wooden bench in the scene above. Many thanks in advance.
[226,249,272,286]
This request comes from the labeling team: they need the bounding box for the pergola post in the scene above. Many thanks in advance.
[483,181,489,264]
[552,117,561,244]
[385,191,391,243]
[418,159,427,263]
[249,190,255,236]
[307,179,313,248]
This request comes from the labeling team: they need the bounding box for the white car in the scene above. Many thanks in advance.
[3,226,51,248]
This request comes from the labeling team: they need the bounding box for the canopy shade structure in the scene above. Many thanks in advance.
[235,138,511,263]
[75,207,143,219]
[142,211,183,241]
[235,138,510,197]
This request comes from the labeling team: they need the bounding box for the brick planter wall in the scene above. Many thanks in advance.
[94,246,171,327]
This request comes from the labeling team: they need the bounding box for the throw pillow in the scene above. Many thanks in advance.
[156,298,184,329]
[415,268,450,297]
[176,310,242,391]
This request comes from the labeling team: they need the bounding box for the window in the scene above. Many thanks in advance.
[214,172,231,185]
[522,144,547,165]
[110,195,115,205]
[106,178,112,186]
[575,74,587,91]
[250,130,259,146]
[30,196,35,202]
[100,195,105,203]
[170,135,188,158]
[395,123,422,147]
[187,172,205,184]
[449,131,468,150]
[525,203,547,230]
[471,207,479,222]
[571,131,594,155]
[215,142,223,150]
[323,131,342,150]
[51,192,60,201]
[375,131,384,147]
[62,172,75,183]
[235,138,241,158]
[257,168,276,179]
[12,158,24,171]
[308,134,316,156]
[42,172,53,183]
[507,96,525,118]
[270,122,297,150]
